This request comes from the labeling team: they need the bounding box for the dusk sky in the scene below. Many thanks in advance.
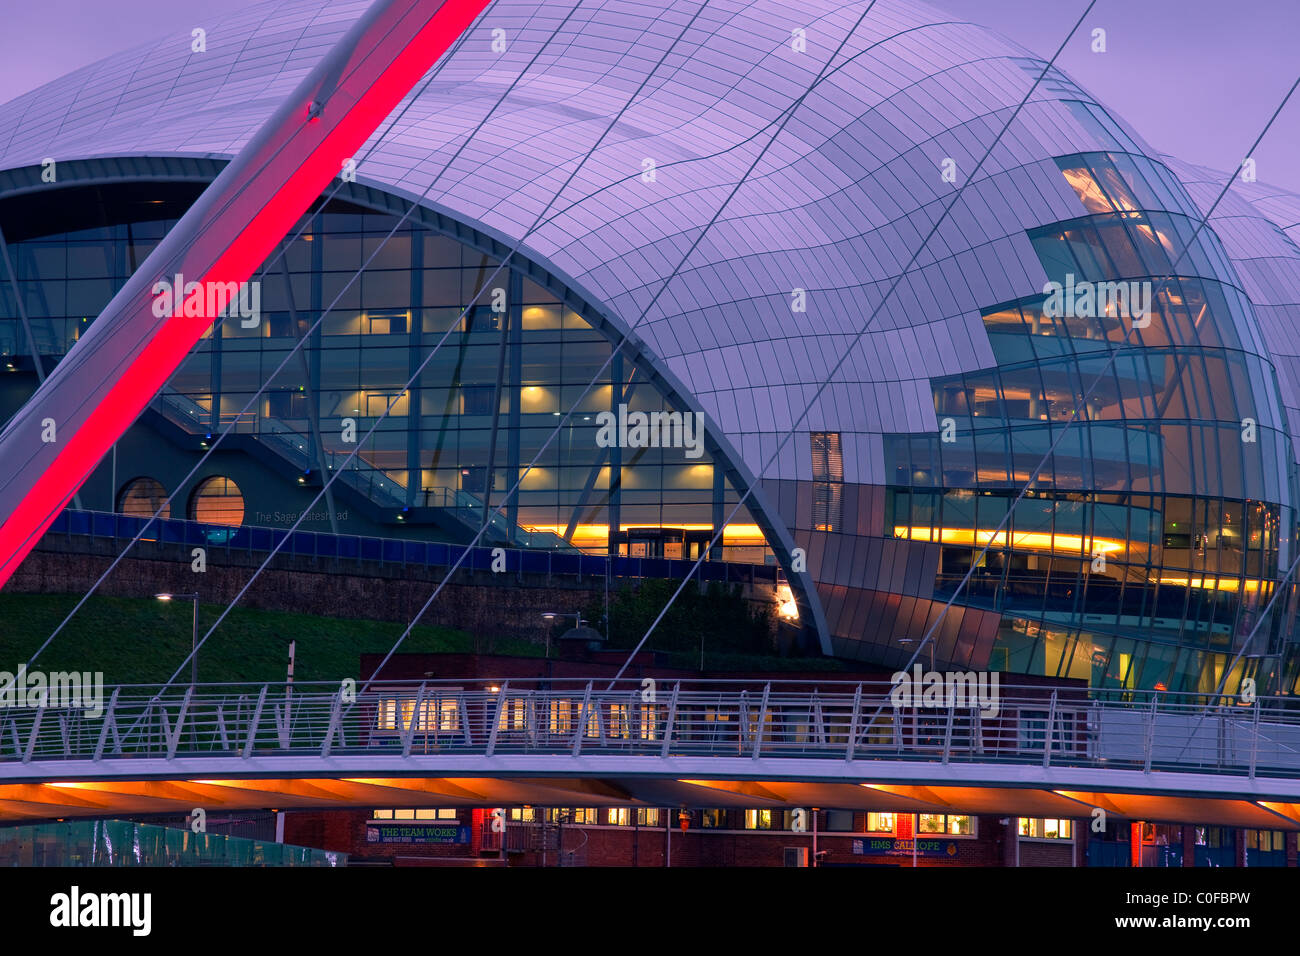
[0,0,1296,192]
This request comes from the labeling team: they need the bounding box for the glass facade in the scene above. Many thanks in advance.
[0,194,771,564]
[885,152,1297,694]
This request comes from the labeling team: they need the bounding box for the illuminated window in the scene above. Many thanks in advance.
[366,311,407,335]
[549,808,598,825]
[919,814,974,835]
[607,808,630,826]
[1019,818,1073,840]
[116,477,170,519]
[496,697,527,731]
[701,809,726,829]
[376,697,460,732]
[744,809,773,830]
[638,703,657,740]
[372,808,458,821]
[867,813,895,833]
[548,699,572,733]
[636,808,660,827]
[1245,830,1284,852]
[436,700,460,730]
[365,391,408,416]
[509,808,536,823]
[607,702,629,739]
[189,475,244,526]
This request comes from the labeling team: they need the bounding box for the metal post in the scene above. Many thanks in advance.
[846,684,862,761]
[191,594,199,691]
[812,807,818,867]
[752,683,770,759]
[1043,690,1058,769]
[942,701,954,765]
[572,682,592,756]
[1143,693,1157,773]
[1249,699,1261,779]
[486,682,509,756]
[660,682,679,757]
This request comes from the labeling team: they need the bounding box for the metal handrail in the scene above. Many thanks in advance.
[1,678,1296,779]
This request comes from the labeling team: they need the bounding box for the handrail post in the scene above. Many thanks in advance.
[166,686,194,759]
[845,684,862,761]
[242,685,268,758]
[752,683,770,759]
[660,682,680,757]
[94,687,120,760]
[942,701,954,765]
[1249,698,1261,779]
[1142,693,1158,773]
[1042,690,1058,769]
[322,693,343,758]
[572,682,592,756]
[486,681,509,756]
[23,704,45,763]
[401,682,427,757]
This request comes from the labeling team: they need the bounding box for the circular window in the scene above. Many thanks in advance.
[116,477,171,519]
[189,476,245,527]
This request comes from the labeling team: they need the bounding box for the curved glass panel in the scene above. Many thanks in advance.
[883,152,1296,694]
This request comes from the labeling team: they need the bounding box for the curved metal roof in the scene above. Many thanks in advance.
[0,0,1193,489]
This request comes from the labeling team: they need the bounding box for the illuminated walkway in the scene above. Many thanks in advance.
[2,679,1299,828]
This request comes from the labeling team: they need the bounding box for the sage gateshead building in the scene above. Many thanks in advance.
[1,0,1299,697]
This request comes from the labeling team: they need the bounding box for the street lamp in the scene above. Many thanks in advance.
[541,611,584,659]
[156,592,200,690]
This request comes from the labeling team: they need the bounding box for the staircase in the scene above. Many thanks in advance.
[150,387,572,548]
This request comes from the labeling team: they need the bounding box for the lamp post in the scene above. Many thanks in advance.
[541,611,584,659]
[156,592,199,690]
[898,636,934,671]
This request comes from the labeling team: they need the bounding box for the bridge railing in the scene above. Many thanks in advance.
[1,679,1295,779]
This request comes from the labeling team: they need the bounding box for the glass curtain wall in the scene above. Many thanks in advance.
[884,152,1297,694]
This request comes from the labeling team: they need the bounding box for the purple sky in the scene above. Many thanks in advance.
[0,0,1296,191]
